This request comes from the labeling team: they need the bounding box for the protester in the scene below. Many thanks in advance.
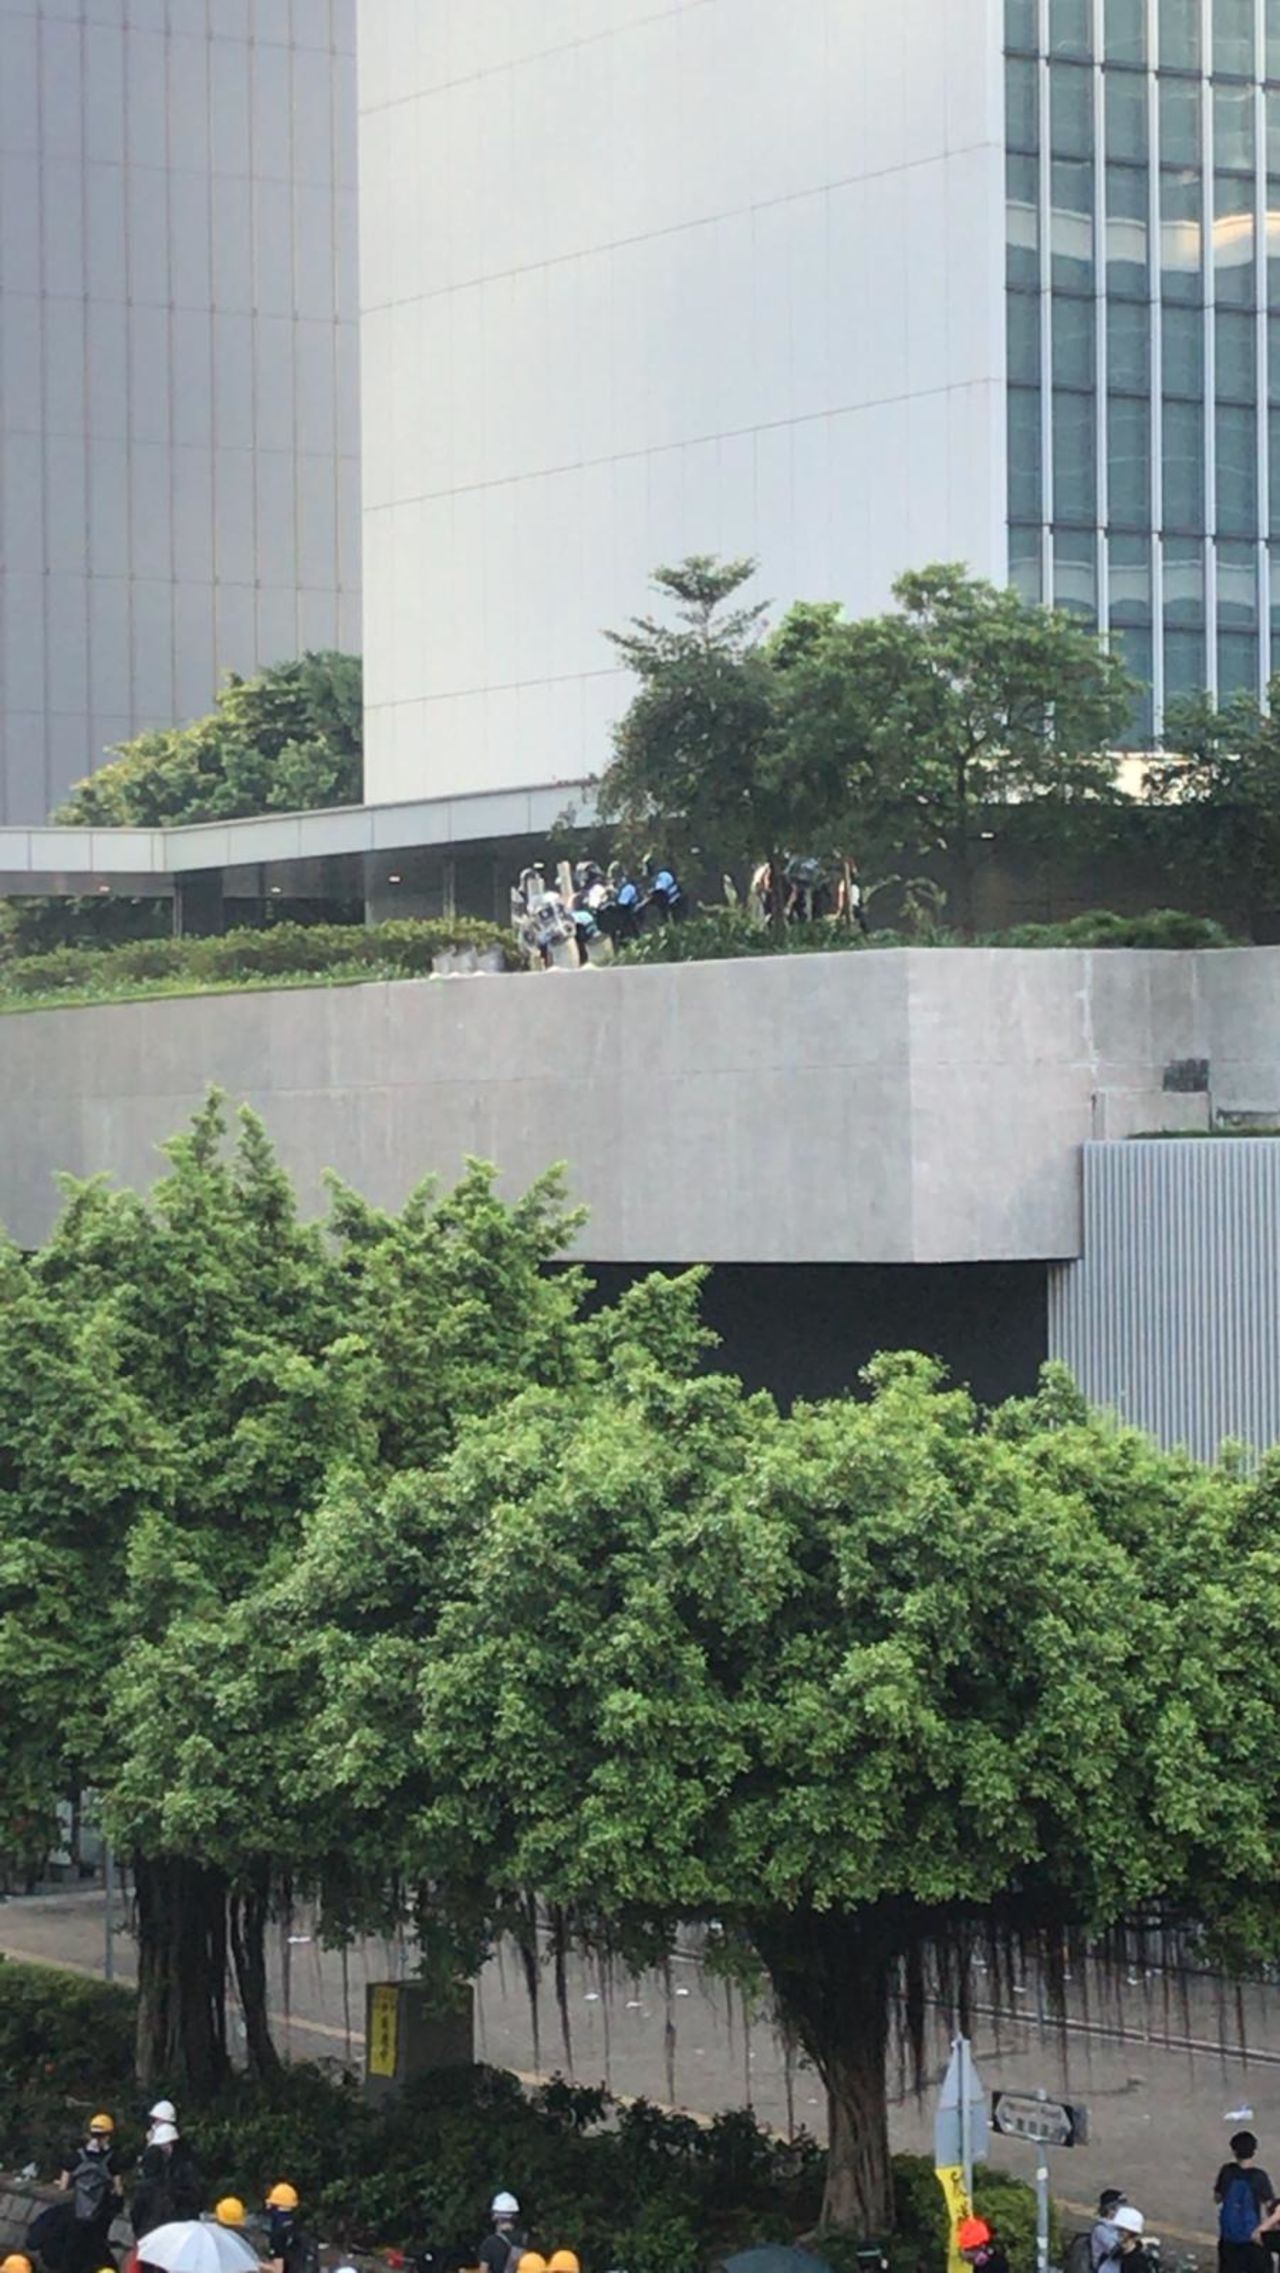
[263,2184,317,2273]
[1217,2130,1276,2273]
[478,2197,525,2273]
[1091,2191,1128,2271]
[57,2115,121,2273]
[547,2254,580,2273]
[958,2217,1009,2273]
[212,2204,245,2230]
[3,2256,35,2273]
[131,2118,201,2242]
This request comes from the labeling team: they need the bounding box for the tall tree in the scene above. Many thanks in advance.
[776,568,1133,934]
[1144,688,1280,932]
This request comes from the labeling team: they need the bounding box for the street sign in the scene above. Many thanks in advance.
[990,2090,1089,2148]
[936,2038,991,2175]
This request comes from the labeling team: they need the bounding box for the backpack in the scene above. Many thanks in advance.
[1065,2234,1093,2273]
[502,2242,525,2273]
[283,2230,321,2273]
[1221,2174,1261,2245]
[73,2151,114,2226]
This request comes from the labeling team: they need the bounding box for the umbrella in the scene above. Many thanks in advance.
[138,2223,262,2273]
[724,2250,834,2273]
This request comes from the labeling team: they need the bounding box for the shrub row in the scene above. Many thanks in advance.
[0,919,518,1001]
[618,907,1237,964]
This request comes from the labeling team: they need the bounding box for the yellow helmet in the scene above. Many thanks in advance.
[215,2200,246,2228]
[3,2255,34,2273]
[88,2113,114,2136]
[266,2183,299,2212]
[518,2257,548,2273]
[548,2255,581,2273]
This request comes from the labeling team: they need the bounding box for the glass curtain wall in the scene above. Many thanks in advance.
[1005,0,1277,737]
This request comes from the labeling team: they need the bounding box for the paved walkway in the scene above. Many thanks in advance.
[6,1889,1276,2246]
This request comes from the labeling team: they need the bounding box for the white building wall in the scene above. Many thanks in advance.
[0,0,361,826]
[360,0,1009,809]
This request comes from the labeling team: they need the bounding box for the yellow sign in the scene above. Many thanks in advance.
[369,1983,400,2078]
[935,2163,973,2273]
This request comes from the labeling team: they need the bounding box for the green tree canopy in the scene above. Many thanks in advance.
[55,652,362,827]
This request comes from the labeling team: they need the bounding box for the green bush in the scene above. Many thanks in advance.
[0,918,520,1010]
[0,1961,136,2169]
[984,908,1236,950]
[619,906,1238,967]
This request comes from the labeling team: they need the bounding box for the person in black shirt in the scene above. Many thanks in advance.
[478,2195,525,2273]
[58,2114,121,2273]
[1216,2130,1275,2273]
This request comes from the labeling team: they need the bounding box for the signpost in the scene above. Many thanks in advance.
[934,2040,989,2273]
[990,2087,1090,2273]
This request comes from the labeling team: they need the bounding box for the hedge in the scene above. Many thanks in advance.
[0,919,519,1008]
[617,907,1237,965]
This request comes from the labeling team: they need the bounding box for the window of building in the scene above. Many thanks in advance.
[1055,529,1098,619]
[1110,298,1151,390]
[1007,152,1040,285]
[1054,388,1098,520]
[1270,404,1280,529]
[1009,290,1042,385]
[1107,68,1149,160]
[1164,302,1205,394]
[1054,291,1096,386]
[1108,161,1150,291]
[1161,168,1203,298]
[1052,60,1095,155]
[1106,0,1147,63]
[1110,533,1155,737]
[1050,0,1092,57]
[1268,181,1280,299]
[1164,397,1206,528]
[1053,157,1096,287]
[1009,525,1043,602]
[1218,540,1259,694]
[1270,4,1280,78]
[1159,75,1201,167]
[1159,0,1202,70]
[1110,394,1153,524]
[1214,172,1256,304]
[1007,57,1040,152]
[1214,0,1256,78]
[1216,306,1259,399]
[1270,313,1280,400]
[1164,537,1207,696]
[1214,83,1256,174]
[1006,0,1038,53]
[1009,387,1044,523]
[1268,89,1280,172]
[1216,401,1259,533]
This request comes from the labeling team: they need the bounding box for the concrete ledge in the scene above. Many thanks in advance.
[0,944,1265,1264]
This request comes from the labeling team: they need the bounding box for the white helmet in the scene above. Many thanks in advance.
[491,2195,520,2220]
[150,2122,179,2147]
[149,2101,177,2126]
[1114,2210,1145,2237]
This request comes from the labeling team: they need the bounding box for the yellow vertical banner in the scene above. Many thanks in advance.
[369,1983,400,2078]
[935,2163,973,2273]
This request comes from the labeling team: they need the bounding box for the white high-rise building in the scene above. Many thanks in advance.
[359,0,1009,807]
[0,0,360,825]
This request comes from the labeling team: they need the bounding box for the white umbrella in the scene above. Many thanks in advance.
[138,2223,261,2273]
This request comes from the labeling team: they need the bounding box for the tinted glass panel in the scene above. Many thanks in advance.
[1009,290,1042,384]
[1050,0,1091,55]
[1216,402,1259,532]
[1165,626,1207,693]
[1007,153,1040,286]
[1112,626,1155,736]
[1268,181,1280,298]
[1109,394,1152,523]
[1106,0,1147,61]
[1007,56,1040,151]
[1214,84,1256,174]
[1216,307,1258,399]
[1052,158,1096,287]
[1110,533,1153,620]
[1214,0,1255,75]
[1107,69,1148,160]
[1159,77,1201,168]
[1219,541,1259,623]
[1159,0,1201,68]
[1219,630,1259,692]
[1269,90,1280,173]
[1270,4,1280,77]
[1161,169,1203,300]
[1006,0,1038,51]
[1009,386,1043,521]
[1163,304,1205,395]
[1055,530,1098,618]
[1054,291,1096,385]
[1165,536,1206,621]
[1110,299,1151,391]
[1054,388,1098,520]
[1271,405,1280,529]
[1163,398,1206,528]
[1052,61,1094,155]
[1270,313,1280,401]
[1214,173,1255,305]
[1108,162,1150,292]
[1009,525,1043,603]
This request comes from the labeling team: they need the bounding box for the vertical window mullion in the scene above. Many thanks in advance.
[1094,0,1108,629]
[1202,0,1218,695]
[1255,23,1270,694]
[1040,0,1055,596]
[1148,0,1164,729]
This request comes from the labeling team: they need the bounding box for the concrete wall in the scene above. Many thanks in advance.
[0,0,361,826]
[0,946,1250,1262]
[359,0,1008,806]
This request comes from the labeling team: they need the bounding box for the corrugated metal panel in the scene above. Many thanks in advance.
[1048,1141,1280,1462]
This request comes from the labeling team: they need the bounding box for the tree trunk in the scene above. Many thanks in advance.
[754,1909,895,2238]
[134,1853,232,2099]
[229,1870,280,2080]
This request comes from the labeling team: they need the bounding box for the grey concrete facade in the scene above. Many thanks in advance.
[0,945,1260,1260]
[0,0,360,826]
